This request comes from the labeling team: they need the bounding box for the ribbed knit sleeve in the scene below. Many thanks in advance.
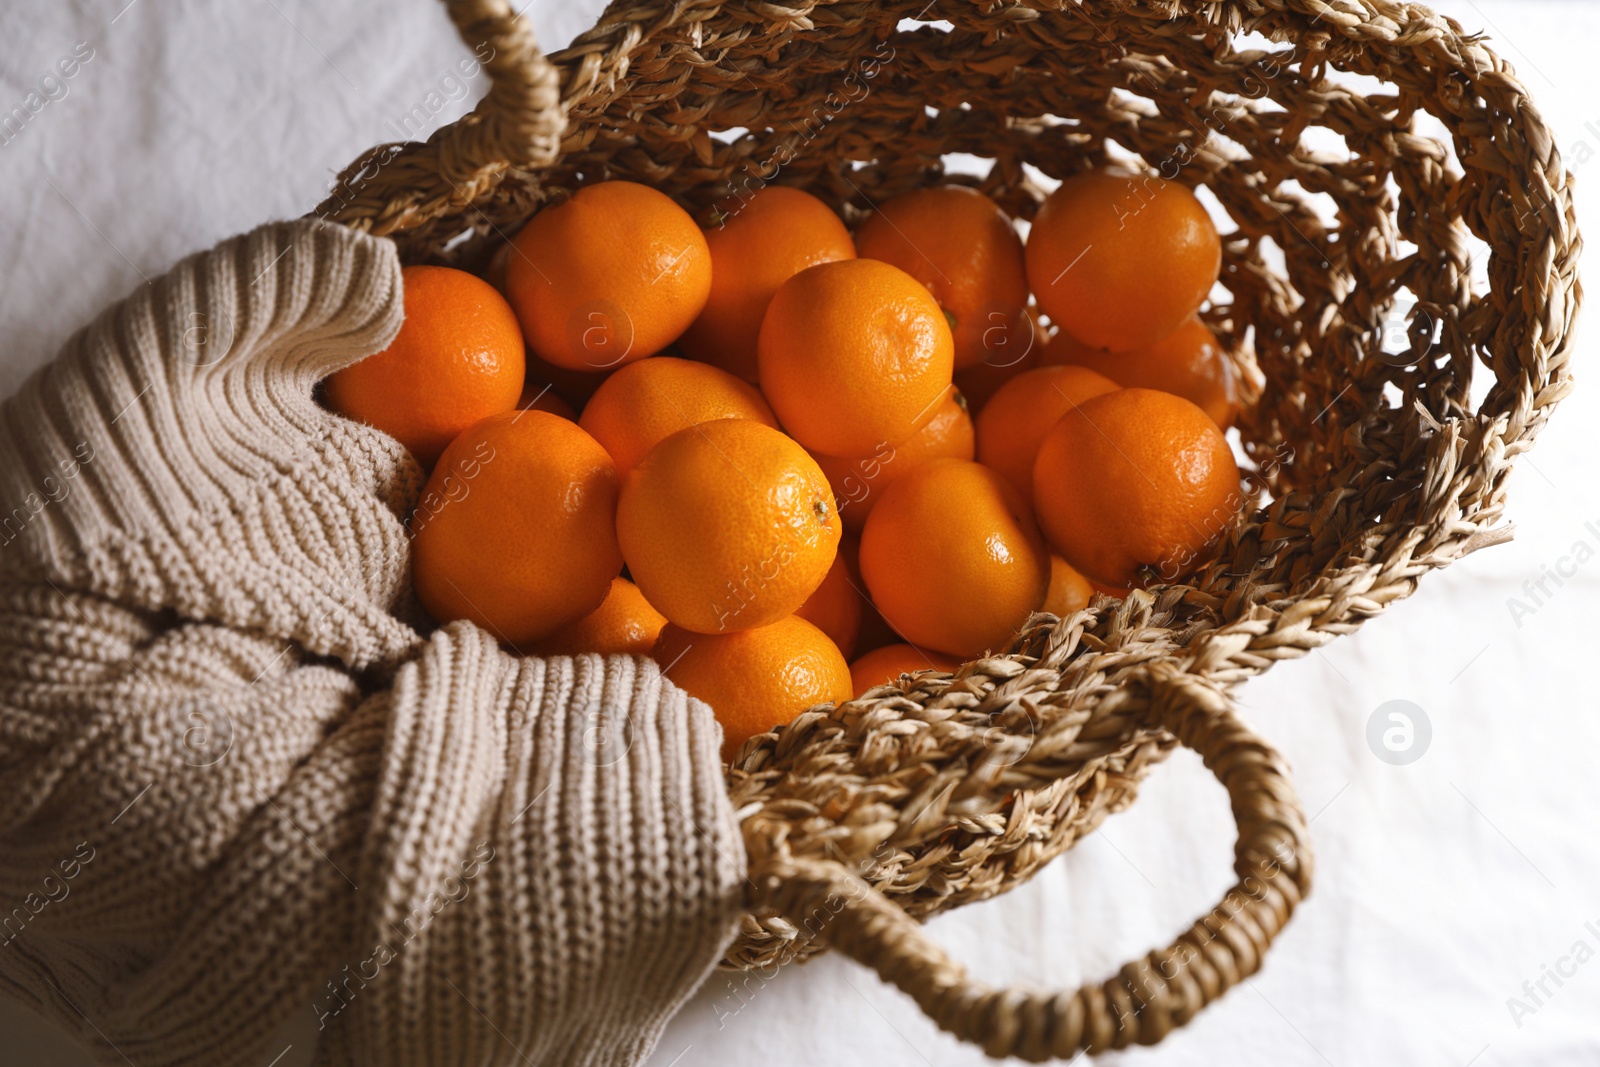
[0,219,745,1067]
[0,217,422,669]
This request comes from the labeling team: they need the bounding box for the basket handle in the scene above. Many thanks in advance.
[748,669,1313,1060]
[317,0,564,232]
[436,0,563,168]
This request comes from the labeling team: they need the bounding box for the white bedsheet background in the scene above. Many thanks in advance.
[0,2,1594,1065]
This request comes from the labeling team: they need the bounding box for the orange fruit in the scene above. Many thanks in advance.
[952,307,1046,413]
[859,458,1049,658]
[1025,170,1221,353]
[757,258,954,457]
[795,543,864,659]
[815,385,974,534]
[1043,554,1094,618]
[522,346,610,410]
[975,365,1119,505]
[505,181,712,370]
[848,643,961,699]
[483,239,514,297]
[527,577,666,657]
[854,185,1029,371]
[324,265,524,467]
[578,356,778,475]
[1040,315,1239,429]
[518,381,578,421]
[411,411,622,647]
[1033,388,1241,588]
[679,185,856,382]
[855,602,900,657]
[654,617,851,762]
[838,535,897,655]
[617,418,841,634]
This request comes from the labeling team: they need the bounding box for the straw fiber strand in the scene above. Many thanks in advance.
[309,0,1578,1054]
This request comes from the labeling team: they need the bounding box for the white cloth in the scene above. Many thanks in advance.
[0,1,1595,1064]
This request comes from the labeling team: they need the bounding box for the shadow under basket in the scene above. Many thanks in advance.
[319,0,1580,1058]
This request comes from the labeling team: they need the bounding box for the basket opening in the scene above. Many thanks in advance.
[320,0,1569,976]
[352,0,1568,625]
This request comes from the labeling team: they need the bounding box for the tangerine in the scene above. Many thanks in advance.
[679,185,855,382]
[655,616,851,762]
[1025,170,1221,352]
[795,540,865,659]
[859,458,1049,658]
[1041,315,1238,429]
[579,356,777,475]
[505,181,711,370]
[854,185,1029,370]
[522,346,610,410]
[518,381,578,421]
[952,307,1047,413]
[617,418,841,634]
[815,385,974,534]
[848,643,961,699]
[975,365,1120,505]
[1043,554,1094,618]
[1032,388,1240,588]
[757,258,954,457]
[527,577,666,657]
[324,265,524,467]
[411,410,621,647]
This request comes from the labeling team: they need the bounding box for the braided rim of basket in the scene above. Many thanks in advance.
[317,0,1579,1056]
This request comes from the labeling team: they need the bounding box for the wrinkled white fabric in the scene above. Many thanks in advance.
[1,3,1596,1066]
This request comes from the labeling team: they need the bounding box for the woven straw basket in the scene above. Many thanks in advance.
[316,0,1579,1058]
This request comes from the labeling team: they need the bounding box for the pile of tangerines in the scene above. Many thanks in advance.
[325,172,1241,760]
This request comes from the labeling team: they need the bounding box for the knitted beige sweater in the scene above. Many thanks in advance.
[0,219,746,1067]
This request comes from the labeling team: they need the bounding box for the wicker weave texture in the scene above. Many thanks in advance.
[317,0,1580,1056]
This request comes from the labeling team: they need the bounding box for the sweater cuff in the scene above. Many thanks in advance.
[0,218,423,672]
[317,624,744,1067]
